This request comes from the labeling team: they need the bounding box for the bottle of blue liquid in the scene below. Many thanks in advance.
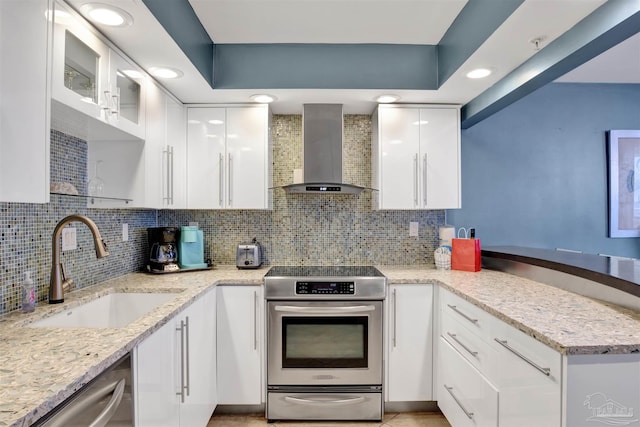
[21,271,35,313]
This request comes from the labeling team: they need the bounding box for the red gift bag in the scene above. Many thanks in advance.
[451,228,481,272]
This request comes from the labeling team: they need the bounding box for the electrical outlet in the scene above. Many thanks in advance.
[122,223,129,242]
[61,227,77,251]
[409,222,419,237]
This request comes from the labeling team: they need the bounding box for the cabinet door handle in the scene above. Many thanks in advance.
[253,290,258,351]
[444,385,474,420]
[169,145,174,205]
[447,304,478,324]
[413,154,419,207]
[218,153,224,207]
[175,319,186,403]
[422,154,428,206]
[184,316,190,397]
[392,288,398,348]
[163,145,171,204]
[111,90,120,119]
[494,338,551,376]
[228,153,233,206]
[447,332,478,358]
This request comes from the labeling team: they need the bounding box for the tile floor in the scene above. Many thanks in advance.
[207,411,451,426]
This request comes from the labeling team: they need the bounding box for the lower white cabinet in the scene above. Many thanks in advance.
[216,285,263,404]
[492,321,561,427]
[437,288,561,427]
[134,289,216,427]
[386,284,433,401]
[438,337,498,427]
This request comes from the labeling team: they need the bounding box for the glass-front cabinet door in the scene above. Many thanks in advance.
[108,50,146,139]
[51,0,146,139]
[51,0,109,119]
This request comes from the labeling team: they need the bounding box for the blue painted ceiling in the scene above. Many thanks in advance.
[140,0,639,127]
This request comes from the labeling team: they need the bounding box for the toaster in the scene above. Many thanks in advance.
[236,239,263,269]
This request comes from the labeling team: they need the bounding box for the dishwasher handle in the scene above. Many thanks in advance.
[41,378,126,427]
[89,378,126,427]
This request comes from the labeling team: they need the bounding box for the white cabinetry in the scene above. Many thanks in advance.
[0,0,52,203]
[144,79,186,208]
[437,288,561,427]
[386,284,433,402]
[51,0,145,139]
[216,285,263,404]
[134,289,217,427]
[187,106,272,209]
[87,78,185,208]
[372,105,460,210]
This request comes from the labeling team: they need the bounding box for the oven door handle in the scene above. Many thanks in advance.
[284,395,366,406]
[273,305,376,314]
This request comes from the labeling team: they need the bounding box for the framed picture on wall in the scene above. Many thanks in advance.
[608,130,640,238]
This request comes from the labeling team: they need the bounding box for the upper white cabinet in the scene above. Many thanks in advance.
[86,76,184,209]
[144,78,186,209]
[51,0,145,139]
[372,105,461,210]
[187,106,272,210]
[0,0,52,203]
[386,284,433,402]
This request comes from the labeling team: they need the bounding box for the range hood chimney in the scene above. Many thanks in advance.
[282,104,366,195]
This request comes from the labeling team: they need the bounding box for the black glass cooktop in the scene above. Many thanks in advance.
[265,265,384,278]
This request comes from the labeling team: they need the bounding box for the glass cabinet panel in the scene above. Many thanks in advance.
[64,31,98,103]
[116,70,140,124]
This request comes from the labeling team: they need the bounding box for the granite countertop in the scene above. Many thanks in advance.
[1,264,640,426]
[0,266,267,427]
[379,266,640,356]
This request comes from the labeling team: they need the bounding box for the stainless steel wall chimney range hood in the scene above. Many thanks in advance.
[281,104,368,195]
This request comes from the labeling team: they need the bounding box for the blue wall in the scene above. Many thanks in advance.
[447,83,640,258]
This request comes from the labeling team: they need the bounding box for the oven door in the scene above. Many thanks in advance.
[267,300,383,386]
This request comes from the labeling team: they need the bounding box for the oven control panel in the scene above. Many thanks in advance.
[295,281,355,295]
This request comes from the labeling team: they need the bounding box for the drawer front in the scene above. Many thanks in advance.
[441,311,497,378]
[492,324,562,427]
[440,289,494,340]
[438,337,498,427]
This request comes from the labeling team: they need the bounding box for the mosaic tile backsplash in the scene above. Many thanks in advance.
[0,114,444,315]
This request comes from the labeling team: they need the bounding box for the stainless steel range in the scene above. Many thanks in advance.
[264,266,386,422]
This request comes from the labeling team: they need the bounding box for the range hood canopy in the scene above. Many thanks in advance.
[281,104,372,195]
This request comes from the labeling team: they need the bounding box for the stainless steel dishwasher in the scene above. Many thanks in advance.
[34,353,132,427]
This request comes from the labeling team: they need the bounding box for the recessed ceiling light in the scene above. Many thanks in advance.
[80,3,133,27]
[466,68,492,79]
[148,67,184,79]
[208,119,224,125]
[376,95,400,103]
[250,94,277,103]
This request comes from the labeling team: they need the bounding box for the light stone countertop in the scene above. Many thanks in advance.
[1,265,640,426]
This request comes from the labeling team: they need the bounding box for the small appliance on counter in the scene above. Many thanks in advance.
[147,227,180,273]
[146,226,212,274]
[178,225,208,270]
[236,238,263,269]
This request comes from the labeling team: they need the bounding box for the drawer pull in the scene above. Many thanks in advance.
[447,304,478,324]
[494,338,551,376]
[447,332,478,358]
[444,385,474,420]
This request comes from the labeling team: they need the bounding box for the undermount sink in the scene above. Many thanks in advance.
[29,292,178,328]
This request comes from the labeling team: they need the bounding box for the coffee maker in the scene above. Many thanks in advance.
[147,227,180,272]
